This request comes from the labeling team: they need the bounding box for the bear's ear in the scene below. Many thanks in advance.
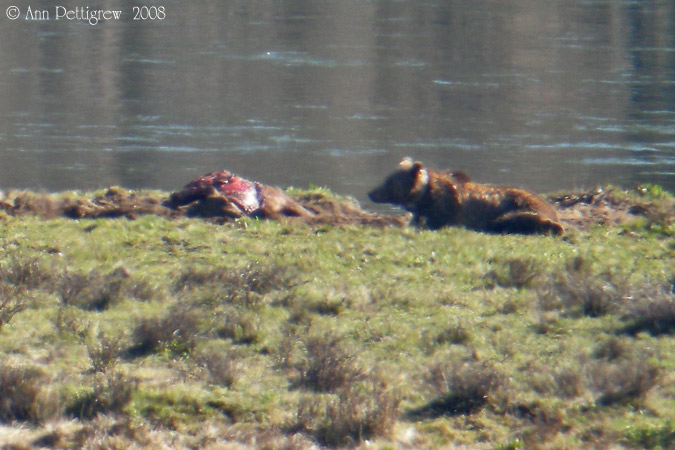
[450,171,471,184]
[399,157,424,173]
[399,157,414,170]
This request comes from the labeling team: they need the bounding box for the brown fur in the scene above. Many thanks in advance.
[167,171,315,220]
[253,184,316,220]
[368,158,564,235]
[184,184,315,220]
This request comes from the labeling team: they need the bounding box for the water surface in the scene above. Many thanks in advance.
[0,0,673,206]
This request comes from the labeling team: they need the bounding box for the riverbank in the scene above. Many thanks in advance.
[2,183,674,232]
[0,186,673,449]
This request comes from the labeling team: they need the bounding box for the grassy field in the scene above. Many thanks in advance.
[0,187,673,449]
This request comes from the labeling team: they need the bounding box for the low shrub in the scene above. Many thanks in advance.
[411,358,507,418]
[195,351,240,387]
[68,415,151,450]
[486,258,541,289]
[530,363,585,399]
[0,255,55,290]
[217,310,262,345]
[297,376,400,447]
[296,334,363,393]
[175,263,293,308]
[537,269,630,318]
[594,336,630,361]
[130,306,201,356]
[588,357,662,407]
[57,271,100,309]
[67,370,138,419]
[432,320,472,347]
[0,362,58,423]
[86,331,125,373]
[621,286,675,335]
[57,267,154,311]
[625,420,675,450]
[0,283,29,329]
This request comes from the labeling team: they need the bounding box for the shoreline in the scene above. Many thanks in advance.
[1,184,673,233]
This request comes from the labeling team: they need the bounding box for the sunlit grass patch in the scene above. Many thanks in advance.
[624,419,675,450]
[0,186,673,448]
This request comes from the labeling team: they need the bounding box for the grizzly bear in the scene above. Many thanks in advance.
[167,170,315,220]
[368,158,564,235]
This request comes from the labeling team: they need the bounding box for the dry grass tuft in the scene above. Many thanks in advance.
[176,263,294,309]
[0,283,30,329]
[537,268,630,318]
[588,357,662,407]
[432,320,472,347]
[86,331,126,373]
[67,371,138,419]
[57,267,155,312]
[486,258,542,289]
[296,376,401,447]
[0,256,56,290]
[411,358,507,418]
[538,264,675,336]
[129,306,201,356]
[217,310,263,345]
[529,362,586,399]
[195,351,240,388]
[0,362,59,423]
[621,285,675,336]
[296,334,364,393]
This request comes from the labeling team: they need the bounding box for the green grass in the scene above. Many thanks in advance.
[0,188,673,449]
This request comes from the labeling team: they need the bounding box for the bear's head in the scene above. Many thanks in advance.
[368,157,429,208]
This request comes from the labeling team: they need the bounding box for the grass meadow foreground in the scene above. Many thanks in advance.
[0,187,673,449]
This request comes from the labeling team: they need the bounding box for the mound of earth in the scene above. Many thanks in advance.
[1,186,671,232]
[0,187,407,228]
[548,186,674,231]
[0,187,175,220]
